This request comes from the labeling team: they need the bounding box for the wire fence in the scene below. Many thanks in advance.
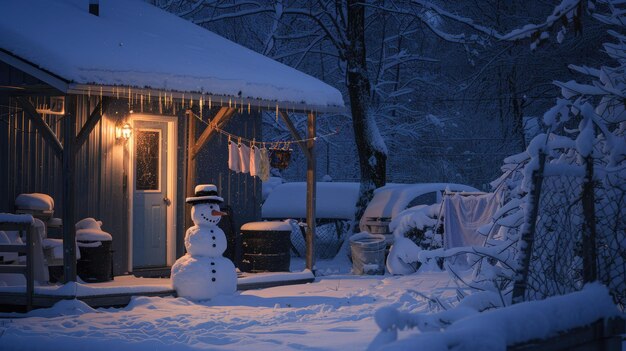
[287,219,351,259]
[279,139,509,190]
[521,155,625,308]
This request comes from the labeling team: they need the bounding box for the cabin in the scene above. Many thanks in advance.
[0,0,343,307]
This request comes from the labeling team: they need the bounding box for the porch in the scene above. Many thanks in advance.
[0,270,314,311]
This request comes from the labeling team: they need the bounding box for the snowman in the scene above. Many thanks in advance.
[171,184,237,301]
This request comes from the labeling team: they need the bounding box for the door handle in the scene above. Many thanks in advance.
[163,197,171,206]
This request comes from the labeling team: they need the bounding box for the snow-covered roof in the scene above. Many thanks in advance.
[262,182,360,220]
[0,0,344,111]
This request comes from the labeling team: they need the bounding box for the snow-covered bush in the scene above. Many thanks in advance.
[386,204,444,275]
[391,204,443,251]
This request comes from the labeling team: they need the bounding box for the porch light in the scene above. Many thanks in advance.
[116,122,133,140]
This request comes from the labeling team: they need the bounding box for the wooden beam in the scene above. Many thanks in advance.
[185,110,196,231]
[305,111,317,271]
[62,95,77,283]
[278,110,312,161]
[75,97,110,150]
[15,96,63,159]
[191,107,235,160]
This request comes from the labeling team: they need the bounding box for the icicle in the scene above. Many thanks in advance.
[248,103,251,115]
[140,94,144,113]
[159,92,162,114]
[100,87,103,115]
[199,96,203,119]
[209,96,212,110]
[229,97,232,108]
[88,87,91,98]
[189,96,193,108]
[275,104,279,122]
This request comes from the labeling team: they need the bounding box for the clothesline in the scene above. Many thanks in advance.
[190,111,338,148]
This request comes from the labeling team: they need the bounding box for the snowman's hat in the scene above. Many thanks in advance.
[186,184,224,204]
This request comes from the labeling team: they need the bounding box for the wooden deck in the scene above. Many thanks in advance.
[0,270,315,311]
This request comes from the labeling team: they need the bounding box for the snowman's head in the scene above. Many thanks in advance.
[191,203,225,226]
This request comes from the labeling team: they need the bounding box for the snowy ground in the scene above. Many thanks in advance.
[1,257,623,351]
[0,258,461,351]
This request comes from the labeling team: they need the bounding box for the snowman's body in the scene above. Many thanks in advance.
[171,189,237,301]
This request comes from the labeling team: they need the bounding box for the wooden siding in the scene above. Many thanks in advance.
[0,94,130,275]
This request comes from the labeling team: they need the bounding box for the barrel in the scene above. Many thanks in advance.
[350,232,387,275]
[77,240,113,282]
[240,221,292,272]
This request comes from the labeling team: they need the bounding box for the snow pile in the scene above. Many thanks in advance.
[0,213,34,224]
[369,283,622,351]
[15,193,54,211]
[75,218,112,242]
[385,204,443,275]
[241,221,292,232]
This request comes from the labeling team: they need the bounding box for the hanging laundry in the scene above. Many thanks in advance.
[259,147,270,181]
[250,145,262,177]
[228,139,240,173]
[238,142,251,174]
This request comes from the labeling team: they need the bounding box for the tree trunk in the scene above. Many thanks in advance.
[346,0,387,230]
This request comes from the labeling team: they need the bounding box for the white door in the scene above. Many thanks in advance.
[132,120,169,268]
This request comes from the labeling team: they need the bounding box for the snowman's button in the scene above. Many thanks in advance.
[211,262,215,265]
[212,236,216,240]
[212,270,216,273]
[210,230,214,233]
[212,278,216,282]
[212,244,216,247]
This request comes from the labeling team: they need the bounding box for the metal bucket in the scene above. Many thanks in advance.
[349,233,386,275]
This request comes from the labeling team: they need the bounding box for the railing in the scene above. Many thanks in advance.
[0,221,34,310]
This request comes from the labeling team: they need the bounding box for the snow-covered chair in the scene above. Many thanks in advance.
[14,193,80,281]
[0,213,49,289]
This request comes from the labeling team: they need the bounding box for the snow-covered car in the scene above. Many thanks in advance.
[359,183,479,243]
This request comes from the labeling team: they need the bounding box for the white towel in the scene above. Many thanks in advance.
[239,144,251,173]
[228,140,240,173]
[250,145,261,177]
[259,148,270,181]
[443,193,500,265]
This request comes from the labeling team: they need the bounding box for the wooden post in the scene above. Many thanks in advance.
[305,111,317,272]
[185,110,196,231]
[25,225,33,310]
[62,95,77,283]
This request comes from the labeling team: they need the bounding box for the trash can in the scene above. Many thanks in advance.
[240,222,291,272]
[77,229,113,282]
[350,232,386,275]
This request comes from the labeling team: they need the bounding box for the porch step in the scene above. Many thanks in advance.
[132,266,171,278]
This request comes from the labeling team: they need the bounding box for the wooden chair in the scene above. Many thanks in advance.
[0,220,35,310]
